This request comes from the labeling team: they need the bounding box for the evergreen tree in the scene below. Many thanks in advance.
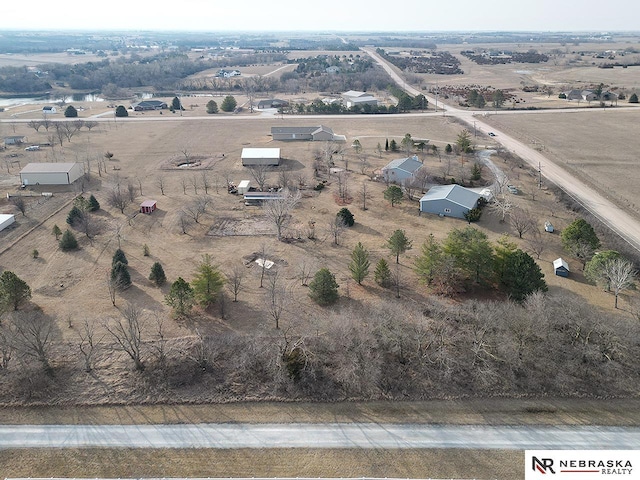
[64,105,78,118]
[385,138,389,151]
[112,248,128,267]
[386,229,412,264]
[443,226,493,284]
[445,144,453,154]
[66,205,84,225]
[349,242,370,285]
[384,185,403,206]
[308,268,339,306]
[0,270,31,311]
[165,277,195,316]
[206,99,219,114]
[221,95,237,112]
[191,254,225,307]
[171,96,182,111]
[111,261,132,290]
[52,224,62,240]
[88,194,100,211]
[415,234,442,286]
[115,105,128,117]
[59,229,78,250]
[337,207,355,227]
[374,258,392,288]
[389,139,398,151]
[500,249,547,302]
[149,262,167,286]
[629,93,639,103]
[561,218,600,267]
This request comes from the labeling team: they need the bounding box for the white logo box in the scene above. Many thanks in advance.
[526,450,640,479]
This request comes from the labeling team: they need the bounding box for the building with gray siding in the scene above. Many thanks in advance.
[419,184,481,219]
[381,155,423,183]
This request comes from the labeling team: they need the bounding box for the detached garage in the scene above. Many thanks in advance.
[20,162,84,186]
[241,148,281,167]
[0,214,15,232]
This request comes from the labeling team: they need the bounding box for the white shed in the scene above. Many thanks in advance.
[0,214,15,232]
[19,162,84,185]
[241,148,281,167]
[237,180,251,194]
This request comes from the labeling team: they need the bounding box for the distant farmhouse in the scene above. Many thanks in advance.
[271,125,343,142]
[42,106,57,114]
[381,155,423,184]
[257,99,289,110]
[562,89,618,103]
[217,69,241,78]
[419,184,482,219]
[241,148,281,167]
[341,90,378,108]
[131,100,168,111]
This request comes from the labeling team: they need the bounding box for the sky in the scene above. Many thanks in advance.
[2,0,640,32]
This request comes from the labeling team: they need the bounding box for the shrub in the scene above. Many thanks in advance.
[308,268,339,306]
[337,208,355,227]
[464,207,482,223]
[115,105,128,117]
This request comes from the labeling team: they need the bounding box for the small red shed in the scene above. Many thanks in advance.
[140,200,157,214]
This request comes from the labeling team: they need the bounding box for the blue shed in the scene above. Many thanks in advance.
[419,184,481,219]
[553,258,570,277]
[381,155,423,184]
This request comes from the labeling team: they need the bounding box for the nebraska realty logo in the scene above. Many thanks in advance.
[526,451,640,479]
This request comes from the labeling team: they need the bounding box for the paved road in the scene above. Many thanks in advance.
[362,47,640,253]
[0,423,638,449]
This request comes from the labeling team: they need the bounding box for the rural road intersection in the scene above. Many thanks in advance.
[0,423,639,449]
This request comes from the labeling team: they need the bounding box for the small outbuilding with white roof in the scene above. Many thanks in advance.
[241,148,281,167]
[0,214,15,232]
[553,258,570,277]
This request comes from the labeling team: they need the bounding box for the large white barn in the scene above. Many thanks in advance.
[0,214,15,232]
[19,162,84,185]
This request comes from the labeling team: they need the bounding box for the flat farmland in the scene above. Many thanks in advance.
[483,109,640,215]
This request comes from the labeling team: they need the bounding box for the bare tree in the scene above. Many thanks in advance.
[107,186,129,214]
[358,154,369,175]
[402,177,420,201]
[77,318,102,372]
[126,183,138,203]
[54,123,66,146]
[155,175,166,195]
[136,176,144,196]
[84,120,98,131]
[180,176,188,195]
[10,196,27,216]
[150,312,168,371]
[201,171,211,194]
[177,211,191,234]
[9,311,54,373]
[336,170,350,202]
[61,121,79,142]
[298,259,314,286]
[489,195,512,223]
[509,207,534,238]
[105,302,145,371]
[183,196,211,224]
[263,189,301,240]
[258,243,269,288]
[267,271,290,329]
[359,181,372,210]
[327,216,347,246]
[278,167,292,190]
[0,324,13,371]
[526,228,547,259]
[27,120,43,132]
[227,264,245,302]
[106,270,117,306]
[249,165,271,191]
[78,210,100,240]
[190,174,199,194]
[604,258,636,308]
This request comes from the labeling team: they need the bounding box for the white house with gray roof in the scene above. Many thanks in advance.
[381,155,423,183]
[419,184,481,219]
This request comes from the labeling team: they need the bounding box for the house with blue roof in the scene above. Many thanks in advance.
[381,155,423,184]
[419,184,482,219]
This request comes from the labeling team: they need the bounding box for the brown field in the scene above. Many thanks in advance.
[482,109,640,216]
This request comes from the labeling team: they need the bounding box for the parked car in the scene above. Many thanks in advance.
[507,185,519,194]
[488,132,496,137]
[544,221,554,233]
[25,145,40,151]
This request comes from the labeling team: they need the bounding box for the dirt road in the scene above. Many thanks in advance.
[362,47,640,252]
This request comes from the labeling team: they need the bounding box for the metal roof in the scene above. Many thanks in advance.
[20,162,79,174]
[420,184,481,209]
[383,155,423,174]
[241,148,281,159]
[553,258,570,271]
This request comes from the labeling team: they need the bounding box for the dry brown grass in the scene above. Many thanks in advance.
[0,448,522,480]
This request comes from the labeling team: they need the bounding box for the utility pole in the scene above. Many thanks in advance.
[538,162,543,189]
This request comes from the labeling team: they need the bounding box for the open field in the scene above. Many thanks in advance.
[482,109,640,217]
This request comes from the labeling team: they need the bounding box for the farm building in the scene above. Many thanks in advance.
[271,125,338,142]
[241,148,281,167]
[341,90,379,108]
[243,191,285,205]
[42,106,57,114]
[419,184,481,219]
[0,214,15,232]
[257,99,289,109]
[381,155,423,183]
[19,162,83,185]
[131,100,168,111]
[140,200,157,214]
[4,136,27,146]
[553,258,570,277]
[237,180,251,195]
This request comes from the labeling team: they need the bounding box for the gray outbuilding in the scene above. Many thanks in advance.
[19,162,84,185]
[419,184,481,219]
[241,148,281,167]
[381,155,423,184]
[553,258,570,277]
